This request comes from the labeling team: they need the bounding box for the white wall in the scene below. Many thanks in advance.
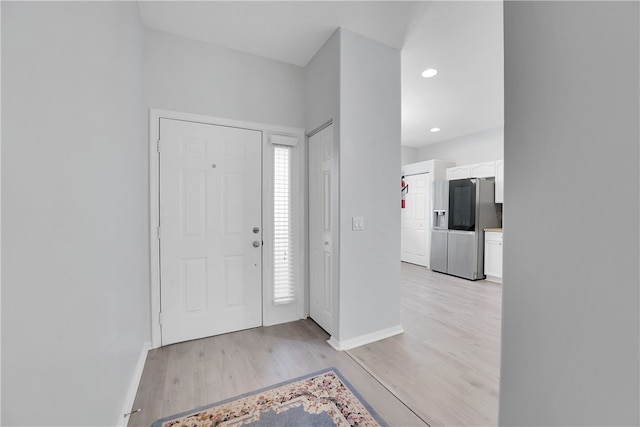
[417,126,503,164]
[338,29,402,342]
[304,28,402,346]
[2,2,149,425]
[144,29,305,129]
[305,30,341,334]
[305,31,340,134]
[500,2,639,425]
[401,146,418,165]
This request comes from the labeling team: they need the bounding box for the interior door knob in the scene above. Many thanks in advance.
[253,241,261,248]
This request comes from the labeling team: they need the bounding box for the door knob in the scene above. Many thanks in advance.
[253,241,261,248]
[253,227,260,234]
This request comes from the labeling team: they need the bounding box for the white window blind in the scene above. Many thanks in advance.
[273,145,295,304]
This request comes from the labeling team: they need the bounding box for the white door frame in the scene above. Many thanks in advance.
[149,109,306,349]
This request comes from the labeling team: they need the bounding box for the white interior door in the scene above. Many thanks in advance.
[401,173,431,267]
[309,125,333,334]
[159,118,262,346]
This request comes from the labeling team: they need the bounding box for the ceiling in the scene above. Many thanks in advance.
[138,1,503,147]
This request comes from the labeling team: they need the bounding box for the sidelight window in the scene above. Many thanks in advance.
[273,145,295,304]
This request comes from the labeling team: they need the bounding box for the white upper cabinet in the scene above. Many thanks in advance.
[446,160,498,180]
[446,165,471,180]
[495,160,504,203]
[446,160,504,203]
[469,161,496,178]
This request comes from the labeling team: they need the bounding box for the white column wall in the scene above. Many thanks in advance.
[338,29,402,343]
[500,2,639,425]
[304,30,341,335]
[305,28,402,346]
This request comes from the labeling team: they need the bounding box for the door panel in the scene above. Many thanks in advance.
[401,173,431,267]
[431,229,448,273]
[309,125,333,334]
[181,171,206,238]
[159,118,262,346]
[447,230,477,280]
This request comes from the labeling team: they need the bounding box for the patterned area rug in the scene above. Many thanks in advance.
[151,368,387,427]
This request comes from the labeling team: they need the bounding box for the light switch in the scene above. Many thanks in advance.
[352,216,364,231]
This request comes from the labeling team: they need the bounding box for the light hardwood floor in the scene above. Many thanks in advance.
[128,318,426,426]
[349,263,502,426]
[128,263,501,426]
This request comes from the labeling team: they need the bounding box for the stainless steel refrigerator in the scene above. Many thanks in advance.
[430,178,501,280]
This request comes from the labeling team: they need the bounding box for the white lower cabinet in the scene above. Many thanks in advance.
[484,231,503,283]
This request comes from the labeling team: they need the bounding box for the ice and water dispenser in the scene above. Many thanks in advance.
[432,181,449,229]
[433,210,447,229]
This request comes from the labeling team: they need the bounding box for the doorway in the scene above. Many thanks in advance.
[149,109,306,348]
[401,173,431,267]
[308,124,334,334]
[158,118,263,345]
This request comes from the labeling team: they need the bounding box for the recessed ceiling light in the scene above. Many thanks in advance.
[421,68,438,78]
[430,127,441,132]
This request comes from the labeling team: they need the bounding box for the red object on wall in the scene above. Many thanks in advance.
[401,176,408,209]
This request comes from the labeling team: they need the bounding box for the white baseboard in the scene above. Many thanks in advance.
[117,341,151,427]
[485,275,502,284]
[327,324,404,351]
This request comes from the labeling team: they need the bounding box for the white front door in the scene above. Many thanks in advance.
[401,173,431,267]
[159,118,262,346]
[309,125,333,334]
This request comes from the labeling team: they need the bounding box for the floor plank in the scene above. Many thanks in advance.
[129,262,501,426]
[348,263,502,426]
[128,319,426,427]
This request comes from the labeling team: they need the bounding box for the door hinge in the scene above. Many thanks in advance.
[157,226,161,240]
[157,139,161,153]
[159,312,163,325]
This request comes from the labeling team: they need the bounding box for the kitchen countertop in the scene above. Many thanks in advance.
[484,228,503,232]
